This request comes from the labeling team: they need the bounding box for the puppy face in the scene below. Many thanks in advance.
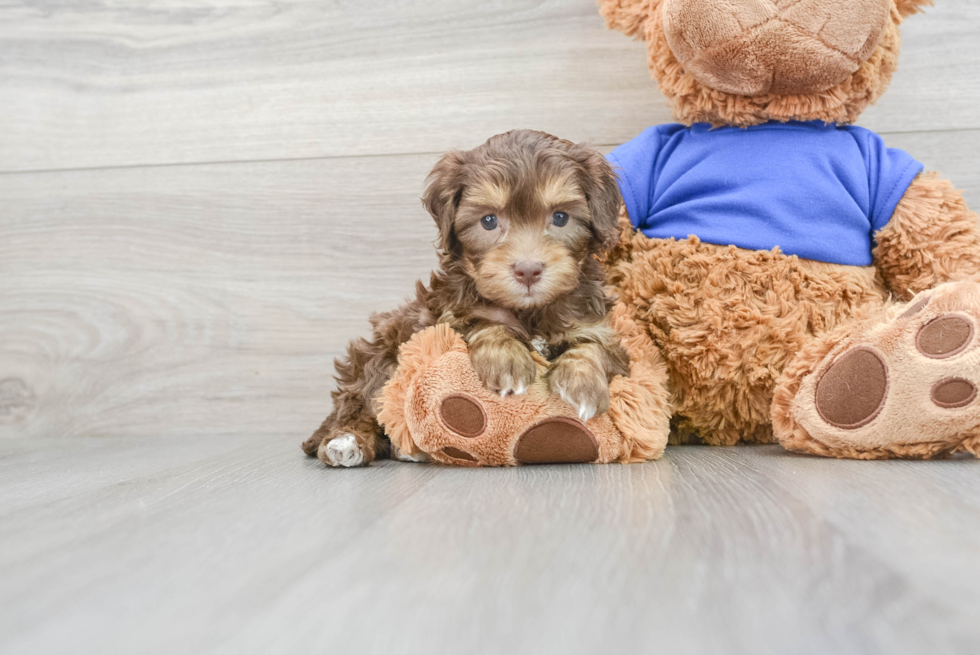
[423,130,622,310]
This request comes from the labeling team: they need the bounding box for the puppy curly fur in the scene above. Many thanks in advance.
[303,130,629,466]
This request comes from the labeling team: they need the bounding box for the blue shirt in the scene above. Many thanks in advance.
[607,121,923,266]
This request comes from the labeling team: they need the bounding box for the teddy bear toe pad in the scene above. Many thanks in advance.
[814,348,888,429]
[514,418,599,464]
[439,394,487,437]
[785,281,980,457]
[441,446,479,462]
[931,378,977,409]
[916,315,973,359]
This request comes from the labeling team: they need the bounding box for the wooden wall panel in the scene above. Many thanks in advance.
[0,0,977,172]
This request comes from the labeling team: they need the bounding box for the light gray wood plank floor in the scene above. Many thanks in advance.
[2,437,979,655]
[2,1,980,653]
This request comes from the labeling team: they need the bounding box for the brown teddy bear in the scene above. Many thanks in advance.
[378,0,980,464]
[599,0,980,458]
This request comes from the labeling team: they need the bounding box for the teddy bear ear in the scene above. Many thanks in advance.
[894,0,933,20]
[597,0,661,38]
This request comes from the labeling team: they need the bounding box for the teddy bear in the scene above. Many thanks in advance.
[595,0,980,458]
[377,0,980,464]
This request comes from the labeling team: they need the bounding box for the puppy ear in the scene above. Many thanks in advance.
[422,151,467,253]
[894,0,932,21]
[597,0,660,39]
[571,145,623,252]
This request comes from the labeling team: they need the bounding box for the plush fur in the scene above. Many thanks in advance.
[375,304,670,466]
[606,209,887,446]
[304,130,631,466]
[873,172,980,299]
[661,0,893,97]
[599,0,911,127]
[598,0,980,458]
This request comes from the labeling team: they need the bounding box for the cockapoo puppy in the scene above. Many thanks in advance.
[303,130,629,467]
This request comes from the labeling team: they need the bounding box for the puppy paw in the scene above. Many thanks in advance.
[470,339,537,397]
[318,433,366,468]
[547,355,609,421]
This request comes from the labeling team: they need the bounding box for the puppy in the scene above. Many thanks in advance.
[302,130,629,467]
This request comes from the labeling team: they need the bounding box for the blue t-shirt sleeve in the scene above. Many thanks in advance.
[607,126,672,229]
[848,127,924,233]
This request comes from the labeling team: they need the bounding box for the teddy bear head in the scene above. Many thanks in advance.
[599,0,932,126]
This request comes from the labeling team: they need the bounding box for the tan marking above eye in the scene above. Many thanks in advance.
[538,175,585,208]
[463,181,509,210]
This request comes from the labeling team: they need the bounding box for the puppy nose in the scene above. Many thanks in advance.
[513,261,544,287]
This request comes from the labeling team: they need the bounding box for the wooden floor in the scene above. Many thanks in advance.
[1,436,979,655]
[2,1,980,653]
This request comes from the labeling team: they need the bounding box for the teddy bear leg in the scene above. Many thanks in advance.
[380,322,670,466]
[381,325,634,466]
[411,355,622,466]
[772,278,980,459]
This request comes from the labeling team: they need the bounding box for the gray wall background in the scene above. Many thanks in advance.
[1,0,978,442]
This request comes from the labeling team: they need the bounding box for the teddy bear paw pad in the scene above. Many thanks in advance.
[814,347,889,429]
[441,446,479,463]
[439,394,487,437]
[786,281,980,457]
[916,314,973,359]
[514,417,599,464]
[931,378,977,408]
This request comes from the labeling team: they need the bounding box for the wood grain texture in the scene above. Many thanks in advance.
[1,438,978,655]
[1,0,978,172]
[0,154,440,441]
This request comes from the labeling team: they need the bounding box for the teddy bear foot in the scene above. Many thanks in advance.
[378,324,668,466]
[427,377,608,466]
[773,279,980,459]
[439,399,600,464]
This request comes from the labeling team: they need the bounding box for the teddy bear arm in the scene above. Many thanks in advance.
[872,172,980,300]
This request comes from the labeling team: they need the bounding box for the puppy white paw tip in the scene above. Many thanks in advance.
[556,387,597,421]
[323,433,365,468]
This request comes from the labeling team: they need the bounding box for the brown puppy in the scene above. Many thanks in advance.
[302,130,629,467]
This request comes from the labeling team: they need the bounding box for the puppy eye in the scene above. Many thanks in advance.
[552,211,569,227]
[481,214,498,230]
